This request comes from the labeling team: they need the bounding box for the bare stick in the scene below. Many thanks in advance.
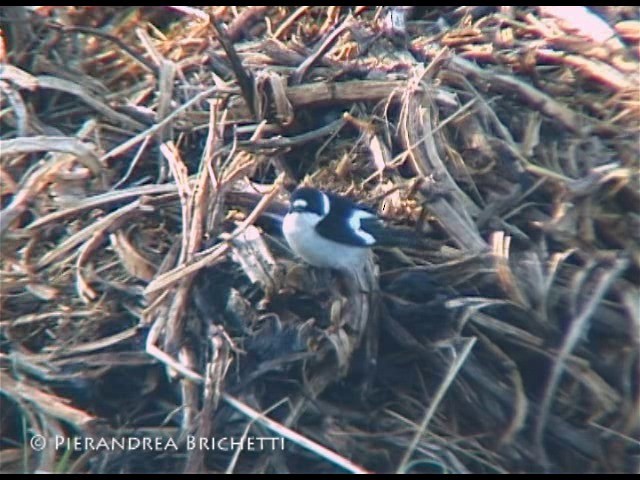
[396,337,477,473]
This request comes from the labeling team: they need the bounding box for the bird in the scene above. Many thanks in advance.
[282,187,422,273]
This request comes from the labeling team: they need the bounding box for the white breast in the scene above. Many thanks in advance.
[282,212,370,272]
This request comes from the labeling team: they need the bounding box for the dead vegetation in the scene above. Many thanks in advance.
[0,6,639,473]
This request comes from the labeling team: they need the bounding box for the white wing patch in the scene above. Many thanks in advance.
[348,210,376,245]
[320,192,330,215]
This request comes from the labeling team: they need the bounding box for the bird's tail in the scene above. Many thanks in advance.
[370,226,429,251]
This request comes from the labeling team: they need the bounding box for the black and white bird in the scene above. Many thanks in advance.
[282,187,422,272]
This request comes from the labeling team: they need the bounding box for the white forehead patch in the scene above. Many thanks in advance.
[292,199,308,209]
[349,210,376,245]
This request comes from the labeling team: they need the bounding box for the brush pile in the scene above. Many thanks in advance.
[1,6,638,473]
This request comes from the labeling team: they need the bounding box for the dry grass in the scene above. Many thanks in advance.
[1,6,638,473]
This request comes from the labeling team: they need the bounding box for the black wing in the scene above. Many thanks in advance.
[314,192,378,247]
[314,191,426,249]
